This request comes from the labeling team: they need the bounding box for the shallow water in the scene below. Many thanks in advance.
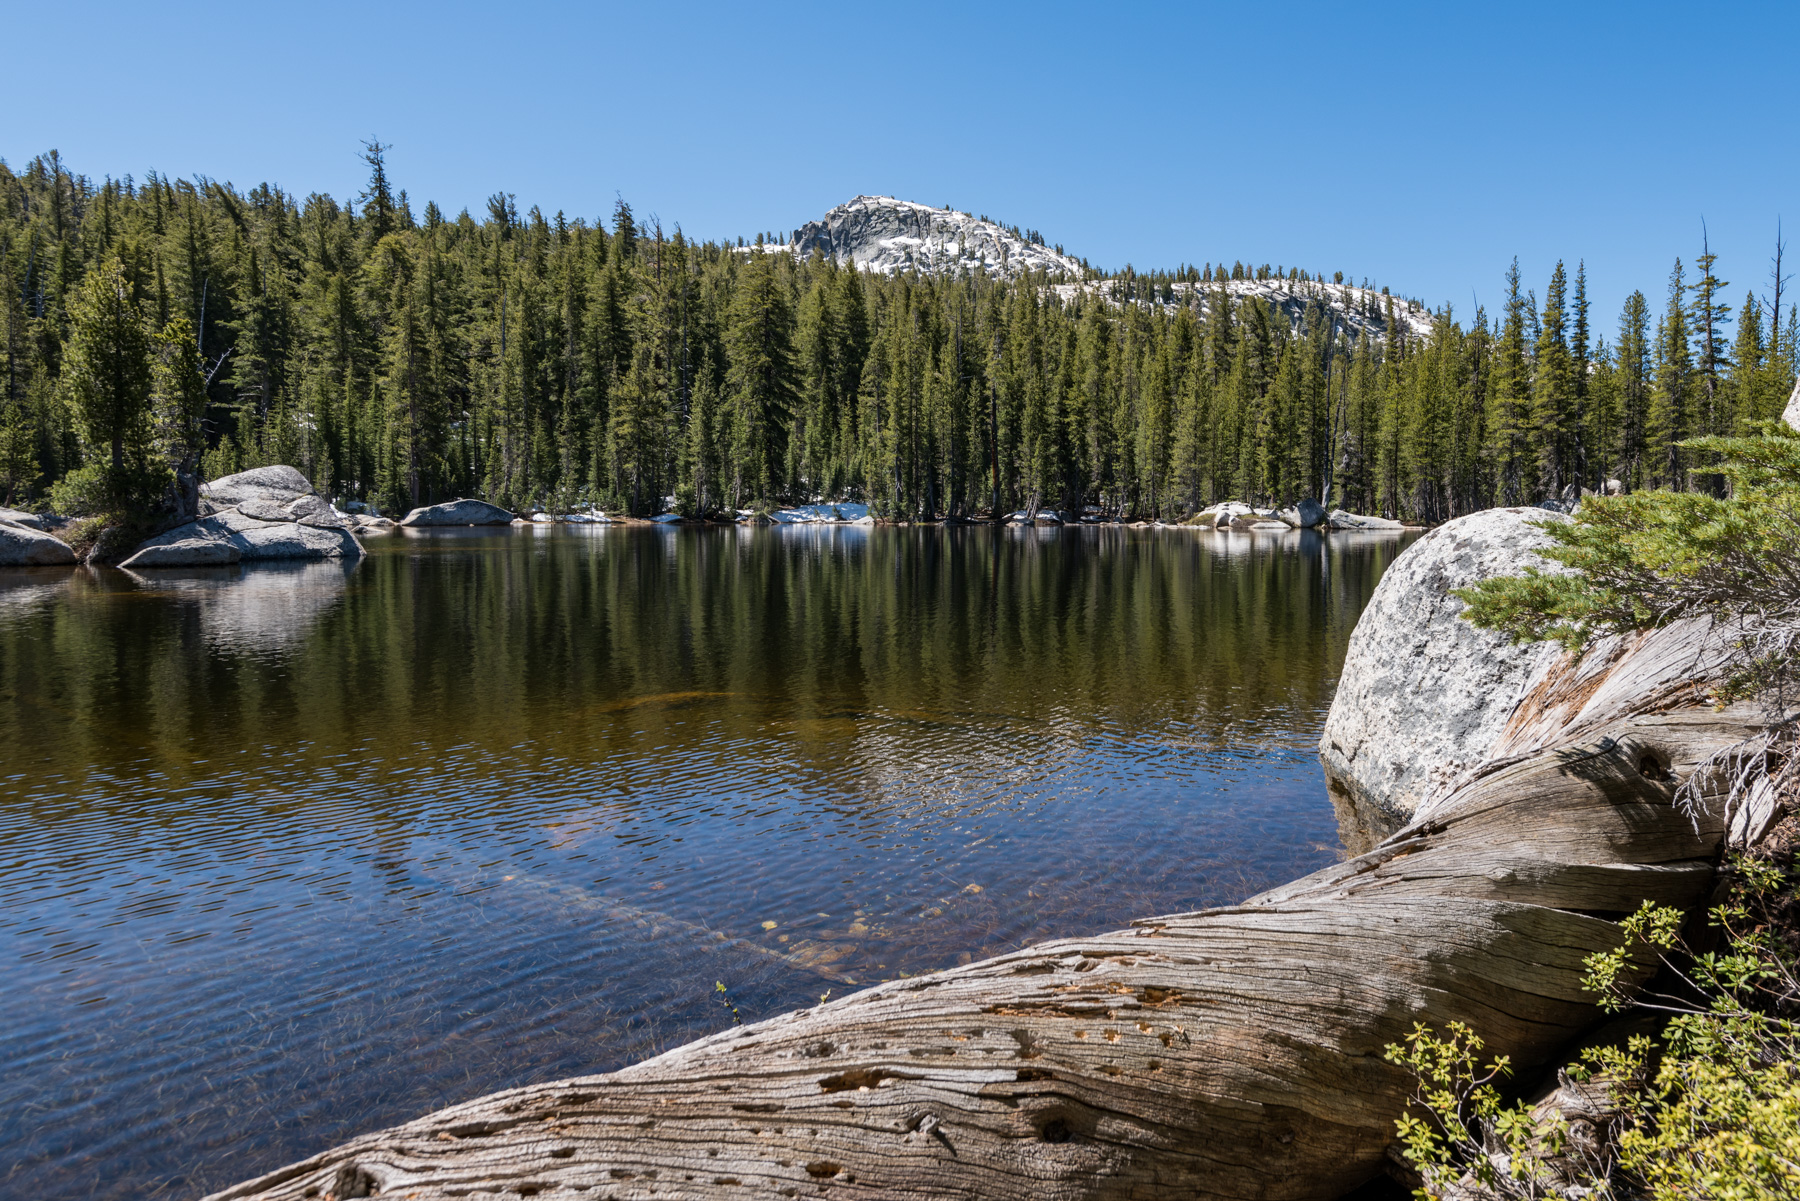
[0,524,1413,1200]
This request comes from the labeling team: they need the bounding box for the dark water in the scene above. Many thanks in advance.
[0,524,1412,1201]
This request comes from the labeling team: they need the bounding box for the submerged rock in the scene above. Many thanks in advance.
[0,522,77,566]
[399,499,516,526]
[1318,506,1569,822]
[1326,509,1404,531]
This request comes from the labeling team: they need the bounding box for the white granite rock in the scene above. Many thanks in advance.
[0,522,77,566]
[0,507,54,532]
[200,465,314,509]
[119,538,242,568]
[1277,497,1328,528]
[125,510,361,564]
[1327,509,1405,531]
[399,499,516,526]
[1318,507,1570,821]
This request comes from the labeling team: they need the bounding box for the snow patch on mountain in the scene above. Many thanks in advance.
[769,195,1435,342]
[1050,277,1437,342]
[785,196,1083,280]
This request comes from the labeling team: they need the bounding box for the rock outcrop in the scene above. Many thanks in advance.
[0,521,77,566]
[399,499,515,526]
[238,493,349,528]
[0,507,55,532]
[124,465,363,567]
[776,198,1435,343]
[788,196,1083,280]
[120,538,243,568]
[1327,508,1405,531]
[200,465,315,511]
[1195,500,1277,529]
[1278,497,1328,528]
[1320,507,1570,823]
[122,507,361,568]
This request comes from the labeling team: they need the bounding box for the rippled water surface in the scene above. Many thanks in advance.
[0,524,1414,1200]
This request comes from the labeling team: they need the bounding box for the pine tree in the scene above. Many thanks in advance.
[724,248,797,508]
[678,354,720,516]
[1532,262,1575,500]
[359,140,397,247]
[1768,225,1789,360]
[1728,291,1769,431]
[1613,290,1652,490]
[0,402,37,505]
[1648,260,1693,489]
[1570,263,1591,487]
[1489,259,1532,504]
[795,259,841,498]
[1688,233,1733,493]
[152,316,208,517]
[60,256,157,511]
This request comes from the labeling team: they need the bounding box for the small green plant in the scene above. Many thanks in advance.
[1388,860,1800,1199]
[715,979,743,1026]
[1385,1021,1559,1197]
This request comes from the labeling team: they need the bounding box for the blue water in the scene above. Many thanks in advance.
[0,524,1412,1200]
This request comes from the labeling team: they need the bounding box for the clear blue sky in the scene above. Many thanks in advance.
[7,0,1797,333]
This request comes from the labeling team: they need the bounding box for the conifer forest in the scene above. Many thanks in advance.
[3,146,1795,523]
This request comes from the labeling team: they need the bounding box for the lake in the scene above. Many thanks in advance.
[0,523,1413,1200]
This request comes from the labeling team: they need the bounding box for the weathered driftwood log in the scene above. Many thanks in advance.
[210,704,1760,1201]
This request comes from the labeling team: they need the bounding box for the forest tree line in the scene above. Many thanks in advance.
[2,147,1795,524]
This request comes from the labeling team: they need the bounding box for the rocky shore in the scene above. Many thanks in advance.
[6,462,1423,563]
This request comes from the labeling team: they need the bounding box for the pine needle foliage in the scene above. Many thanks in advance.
[1456,426,1800,706]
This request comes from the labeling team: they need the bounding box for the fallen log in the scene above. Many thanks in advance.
[210,512,1773,1201]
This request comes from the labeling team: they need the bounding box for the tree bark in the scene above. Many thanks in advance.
[209,635,1768,1201]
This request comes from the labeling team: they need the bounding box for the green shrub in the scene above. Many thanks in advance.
[1389,862,1800,1199]
[49,460,173,520]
